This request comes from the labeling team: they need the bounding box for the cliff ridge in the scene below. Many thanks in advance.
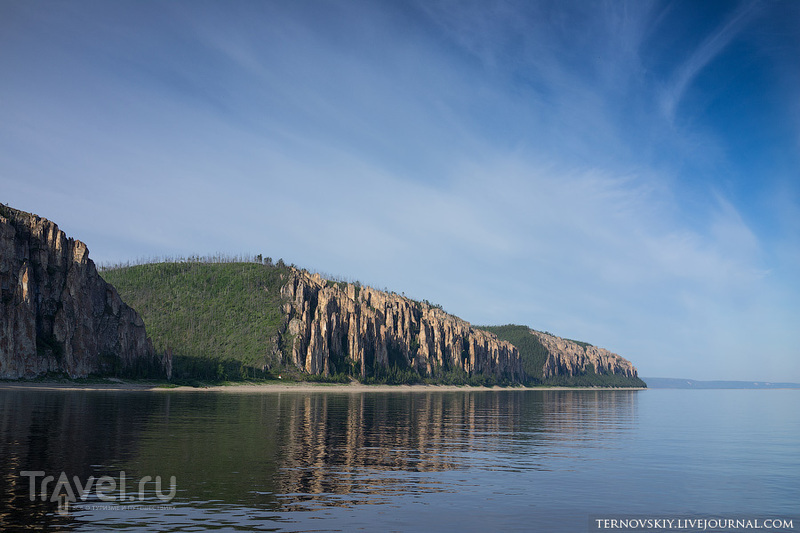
[280,270,523,381]
[533,330,639,379]
[0,205,170,379]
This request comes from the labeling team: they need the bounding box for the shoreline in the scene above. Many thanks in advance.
[0,380,646,393]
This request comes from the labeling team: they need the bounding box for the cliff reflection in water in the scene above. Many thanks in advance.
[276,393,512,504]
[0,388,639,526]
[204,390,637,509]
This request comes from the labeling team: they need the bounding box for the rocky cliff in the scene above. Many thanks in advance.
[280,270,523,381]
[533,330,639,379]
[0,205,169,379]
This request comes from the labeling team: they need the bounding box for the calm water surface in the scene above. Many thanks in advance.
[1,388,798,531]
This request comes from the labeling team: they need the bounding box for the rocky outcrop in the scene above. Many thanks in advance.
[0,205,169,379]
[277,270,641,384]
[532,330,638,379]
[280,270,522,380]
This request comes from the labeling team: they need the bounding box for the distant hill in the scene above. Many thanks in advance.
[642,377,800,389]
[482,325,646,388]
[102,260,645,387]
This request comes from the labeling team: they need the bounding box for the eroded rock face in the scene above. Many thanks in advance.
[280,270,523,380]
[0,205,169,379]
[532,330,639,379]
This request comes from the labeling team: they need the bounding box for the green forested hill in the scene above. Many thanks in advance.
[102,260,644,387]
[101,260,290,380]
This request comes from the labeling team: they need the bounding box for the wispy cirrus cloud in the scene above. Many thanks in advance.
[659,1,760,122]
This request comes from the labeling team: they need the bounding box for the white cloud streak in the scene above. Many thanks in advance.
[659,1,760,122]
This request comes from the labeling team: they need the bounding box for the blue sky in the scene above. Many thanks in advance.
[2,0,798,381]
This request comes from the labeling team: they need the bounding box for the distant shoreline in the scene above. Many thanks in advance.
[0,381,646,393]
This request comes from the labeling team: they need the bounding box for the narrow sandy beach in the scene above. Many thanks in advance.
[0,381,646,393]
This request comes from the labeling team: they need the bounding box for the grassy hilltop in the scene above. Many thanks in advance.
[101,258,291,381]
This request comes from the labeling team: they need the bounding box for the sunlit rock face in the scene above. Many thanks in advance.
[533,331,639,379]
[280,270,523,380]
[279,269,641,383]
